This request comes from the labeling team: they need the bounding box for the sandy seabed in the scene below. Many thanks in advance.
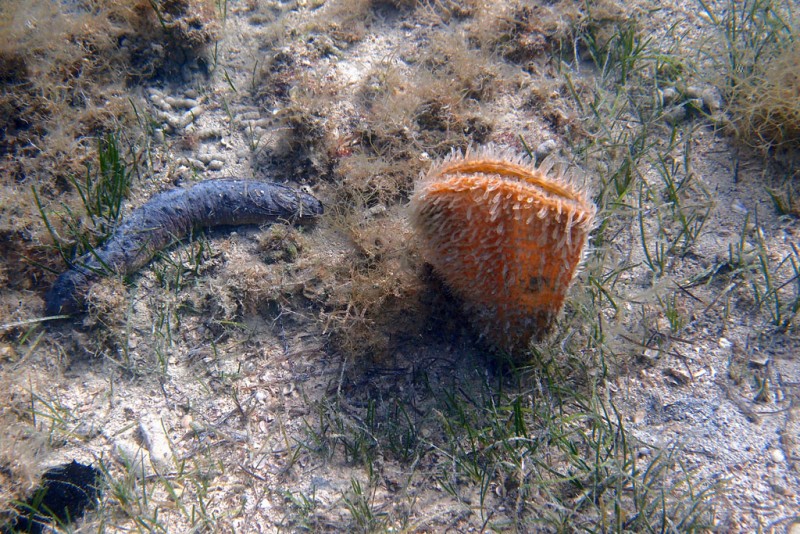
[1,0,799,532]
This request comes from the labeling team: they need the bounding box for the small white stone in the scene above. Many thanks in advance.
[535,139,557,159]
[643,348,660,360]
[661,86,680,105]
[663,105,687,124]
[731,200,748,215]
[718,337,732,350]
[181,414,193,429]
[113,440,152,478]
[139,415,173,473]
[771,448,786,463]
[684,85,703,99]
[207,160,225,171]
[665,367,691,385]
[701,87,723,112]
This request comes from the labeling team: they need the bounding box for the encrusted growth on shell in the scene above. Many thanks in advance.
[410,144,596,352]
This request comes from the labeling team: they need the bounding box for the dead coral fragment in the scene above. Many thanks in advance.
[410,145,596,352]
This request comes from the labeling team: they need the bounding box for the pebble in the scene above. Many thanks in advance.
[770,448,785,463]
[643,348,660,361]
[177,157,205,169]
[700,87,723,113]
[661,86,680,105]
[718,337,732,350]
[535,139,557,159]
[731,200,748,215]
[207,159,225,171]
[73,421,100,440]
[684,85,703,100]
[113,439,153,478]
[0,342,16,361]
[181,414,193,429]
[662,105,686,124]
[139,415,173,473]
[665,366,692,385]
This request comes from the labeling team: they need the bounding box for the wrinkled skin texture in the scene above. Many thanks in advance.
[45,179,323,315]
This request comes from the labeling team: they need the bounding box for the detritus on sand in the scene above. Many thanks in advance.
[45,179,323,315]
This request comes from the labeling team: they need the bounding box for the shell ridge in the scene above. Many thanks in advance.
[410,143,597,352]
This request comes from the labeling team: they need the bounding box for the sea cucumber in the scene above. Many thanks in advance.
[45,179,324,315]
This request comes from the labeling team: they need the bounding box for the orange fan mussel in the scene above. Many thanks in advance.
[410,145,596,352]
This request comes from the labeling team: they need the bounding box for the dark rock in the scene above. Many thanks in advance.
[4,461,103,534]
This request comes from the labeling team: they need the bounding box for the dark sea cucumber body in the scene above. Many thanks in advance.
[45,179,324,315]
